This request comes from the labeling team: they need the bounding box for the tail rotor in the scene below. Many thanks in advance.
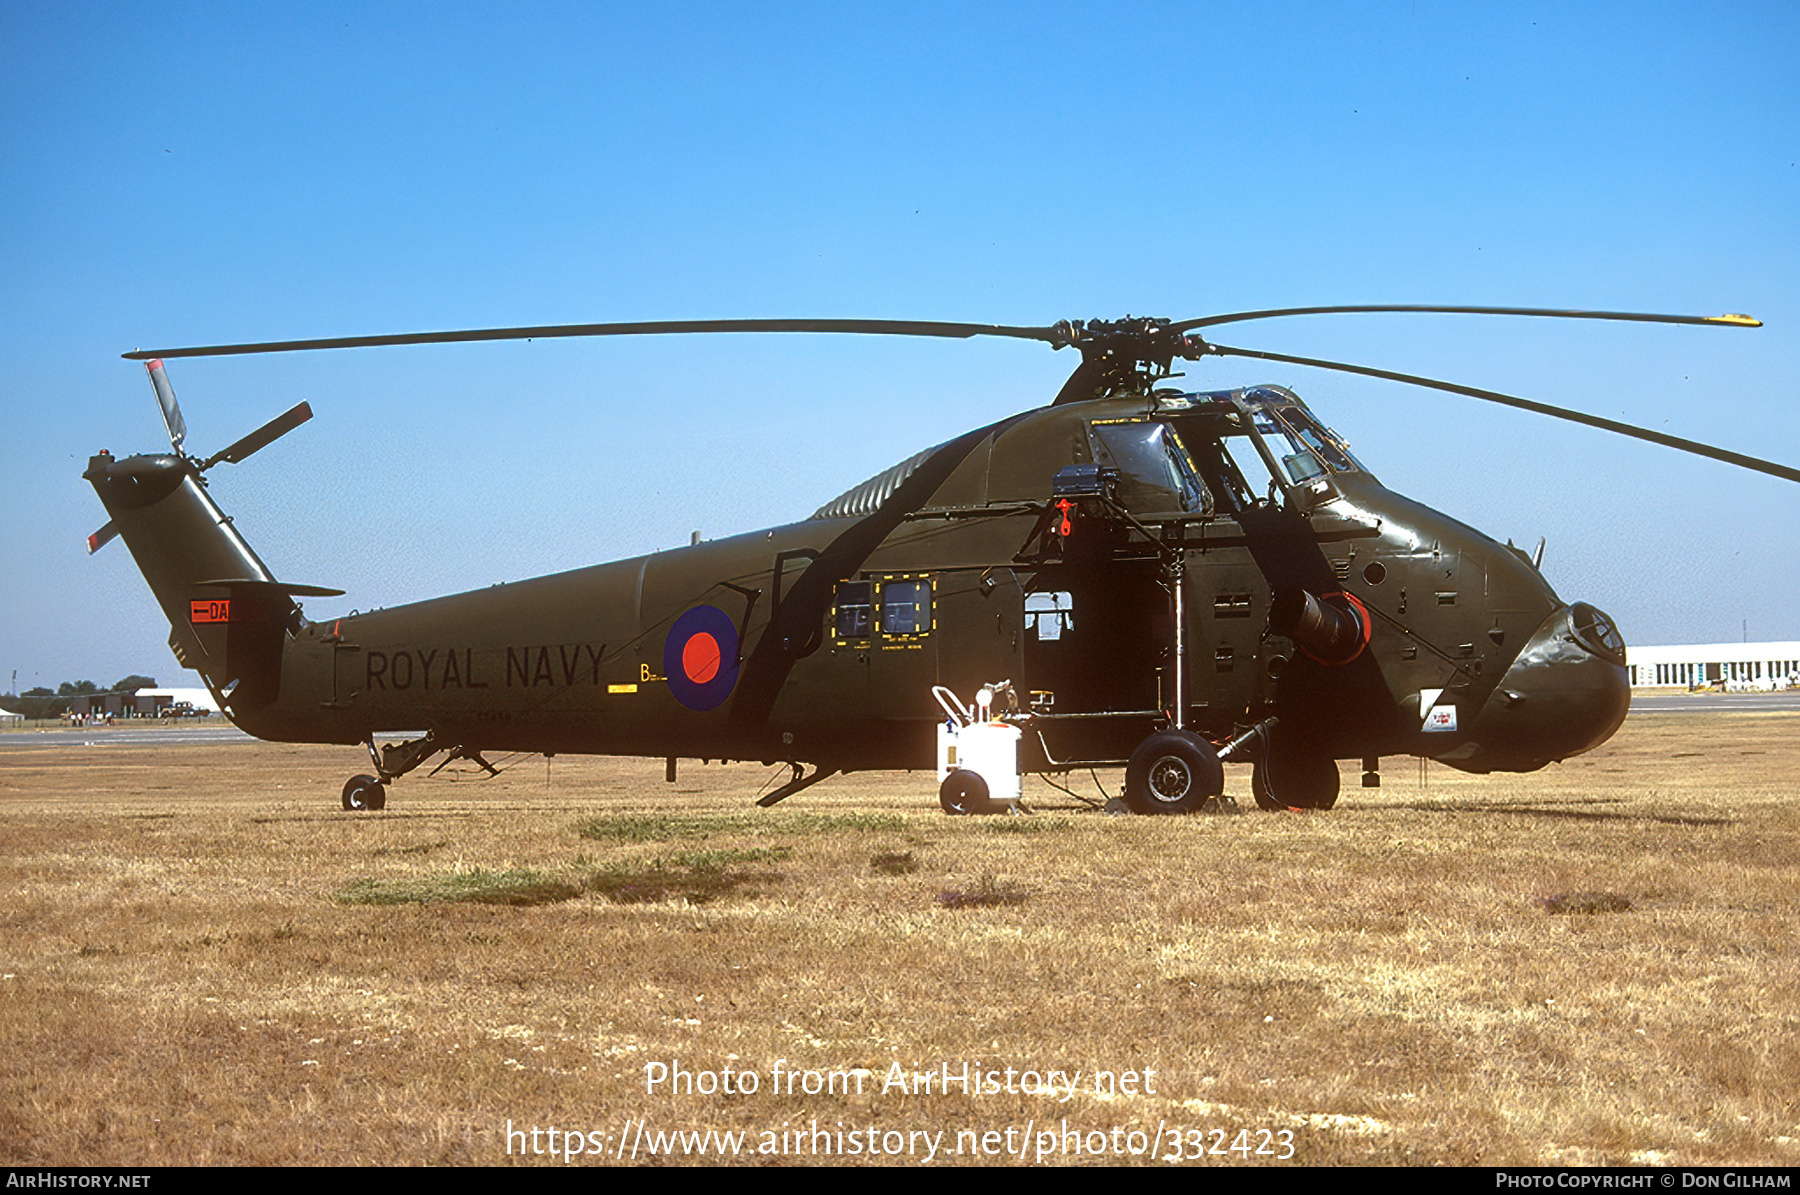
[87,360,312,553]
[147,358,187,453]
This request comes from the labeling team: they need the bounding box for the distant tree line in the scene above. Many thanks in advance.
[7,676,158,719]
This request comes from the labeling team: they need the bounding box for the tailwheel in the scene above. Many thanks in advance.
[1251,750,1340,810]
[341,774,387,811]
[1123,730,1224,815]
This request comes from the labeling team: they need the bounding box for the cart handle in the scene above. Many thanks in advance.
[932,685,972,727]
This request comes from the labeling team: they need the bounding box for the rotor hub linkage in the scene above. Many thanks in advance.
[1050,316,1212,387]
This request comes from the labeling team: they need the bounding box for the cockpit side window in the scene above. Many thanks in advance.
[1170,422,1257,514]
[1153,387,1370,511]
[1253,402,1365,484]
[1088,421,1213,516]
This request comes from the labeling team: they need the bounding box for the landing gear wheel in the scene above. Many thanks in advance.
[1123,731,1224,815]
[1252,751,1339,810]
[342,774,387,811]
[939,769,994,815]
[1251,768,1283,811]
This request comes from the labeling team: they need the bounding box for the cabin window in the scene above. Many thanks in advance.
[879,578,933,636]
[832,581,872,640]
[1025,591,1074,640]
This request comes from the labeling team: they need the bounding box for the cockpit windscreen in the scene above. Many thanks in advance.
[1088,420,1214,515]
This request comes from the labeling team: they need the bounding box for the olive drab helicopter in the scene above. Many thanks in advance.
[84,306,1798,815]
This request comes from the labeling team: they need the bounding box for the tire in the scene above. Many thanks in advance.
[1123,731,1223,815]
[1250,766,1284,811]
[939,769,993,815]
[342,774,387,811]
[1251,750,1339,810]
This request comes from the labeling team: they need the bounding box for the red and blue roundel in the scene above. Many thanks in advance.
[664,605,740,711]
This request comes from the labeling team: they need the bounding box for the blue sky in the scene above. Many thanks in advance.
[2,1,1796,694]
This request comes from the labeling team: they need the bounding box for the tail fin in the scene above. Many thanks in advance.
[84,361,338,716]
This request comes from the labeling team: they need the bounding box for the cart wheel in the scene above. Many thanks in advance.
[939,769,994,815]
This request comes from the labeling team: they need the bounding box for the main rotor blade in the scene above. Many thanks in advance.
[1177,306,1761,332]
[197,402,314,471]
[122,318,1063,361]
[1206,341,1800,484]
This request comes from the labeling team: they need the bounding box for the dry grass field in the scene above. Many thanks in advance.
[1,713,1795,1167]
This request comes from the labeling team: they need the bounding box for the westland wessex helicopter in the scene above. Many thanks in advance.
[84,307,1798,815]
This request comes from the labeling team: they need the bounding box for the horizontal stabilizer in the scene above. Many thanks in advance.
[195,578,346,597]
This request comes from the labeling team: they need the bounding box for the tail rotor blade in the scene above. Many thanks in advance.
[87,521,118,554]
[144,359,187,452]
[198,403,313,471]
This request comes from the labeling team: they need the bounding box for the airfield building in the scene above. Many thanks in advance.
[67,687,221,719]
[1626,642,1800,690]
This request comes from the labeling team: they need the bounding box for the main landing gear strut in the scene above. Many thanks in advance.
[340,732,500,811]
[1114,718,1339,814]
[1121,730,1225,814]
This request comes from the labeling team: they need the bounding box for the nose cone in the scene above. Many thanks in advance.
[1445,603,1631,773]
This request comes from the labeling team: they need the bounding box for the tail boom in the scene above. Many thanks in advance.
[84,450,295,715]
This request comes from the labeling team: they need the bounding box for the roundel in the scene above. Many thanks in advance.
[664,605,740,711]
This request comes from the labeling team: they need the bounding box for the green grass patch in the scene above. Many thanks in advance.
[337,847,792,909]
[369,840,450,857]
[982,816,1071,833]
[1539,890,1634,915]
[936,874,1030,909]
[335,868,585,907]
[576,811,907,843]
[870,850,919,875]
[663,846,788,868]
[587,846,789,905]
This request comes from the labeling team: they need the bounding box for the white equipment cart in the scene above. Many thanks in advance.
[932,683,1023,815]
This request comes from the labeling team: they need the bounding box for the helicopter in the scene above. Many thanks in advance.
[83,307,1798,815]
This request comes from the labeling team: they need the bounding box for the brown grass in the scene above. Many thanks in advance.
[0,713,1795,1166]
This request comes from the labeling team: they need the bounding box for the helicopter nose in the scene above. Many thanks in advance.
[1446,602,1631,772]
